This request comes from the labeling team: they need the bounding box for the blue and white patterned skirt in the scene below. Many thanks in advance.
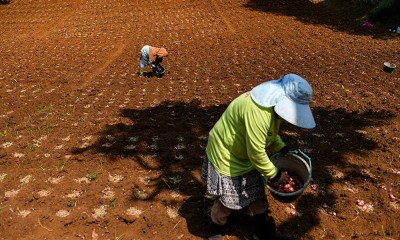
[201,157,267,210]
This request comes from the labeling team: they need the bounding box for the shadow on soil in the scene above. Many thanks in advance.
[243,0,398,39]
[71,100,396,239]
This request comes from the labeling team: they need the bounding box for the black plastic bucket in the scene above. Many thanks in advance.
[264,150,312,203]
[383,62,396,73]
[154,64,166,78]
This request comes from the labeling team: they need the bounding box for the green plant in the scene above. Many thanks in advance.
[4,119,16,128]
[35,104,54,116]
[67,201,72,207]
[109,196,117,207]
[381,225,386,237]
[55,162,65,172]
[98,160,104,173]
[85,161,105,182]
[11,130,19,138]
[0,129,6,137]
[29,123,57,137]
[0,204,9,211]
[0,119,16,137]
[25,144,36,153]
[86,173,97,181]
[4,172,12,182]
[114,233,124,240]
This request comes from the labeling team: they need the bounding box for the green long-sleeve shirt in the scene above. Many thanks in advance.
[205,92,285,179]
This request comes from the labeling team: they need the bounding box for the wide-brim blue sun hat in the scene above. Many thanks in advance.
[250,74,316,129]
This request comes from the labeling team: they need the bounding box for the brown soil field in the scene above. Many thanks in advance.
[0,0,399,239]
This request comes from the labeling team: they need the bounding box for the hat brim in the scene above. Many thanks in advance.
[274,97,316,129]
[250,79,285,107]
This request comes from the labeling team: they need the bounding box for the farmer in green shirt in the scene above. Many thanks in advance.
[202,73,316,240]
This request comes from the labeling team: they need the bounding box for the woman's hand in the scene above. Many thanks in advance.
[277,171,290,183]
[279,145,296,155]
[269,169,289,183]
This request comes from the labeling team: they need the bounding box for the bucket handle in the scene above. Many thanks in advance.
[289,149,312,186]
[290,149,312,167]
[271,149,313,176]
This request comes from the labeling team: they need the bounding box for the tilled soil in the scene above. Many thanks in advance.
[0,0,399,239]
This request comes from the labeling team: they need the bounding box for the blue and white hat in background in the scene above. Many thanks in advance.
[250,73,316,129]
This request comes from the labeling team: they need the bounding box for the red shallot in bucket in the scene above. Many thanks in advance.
[268,171,304,193]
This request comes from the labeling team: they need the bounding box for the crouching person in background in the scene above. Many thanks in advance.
[202,73,316,240]
[138,45,168,78]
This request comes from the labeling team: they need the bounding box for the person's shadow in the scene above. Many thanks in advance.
[0,0,11,5]
[179,194,261,239]
[178,107,396,240]
[139,64,166,78]
[71,100,396,239]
